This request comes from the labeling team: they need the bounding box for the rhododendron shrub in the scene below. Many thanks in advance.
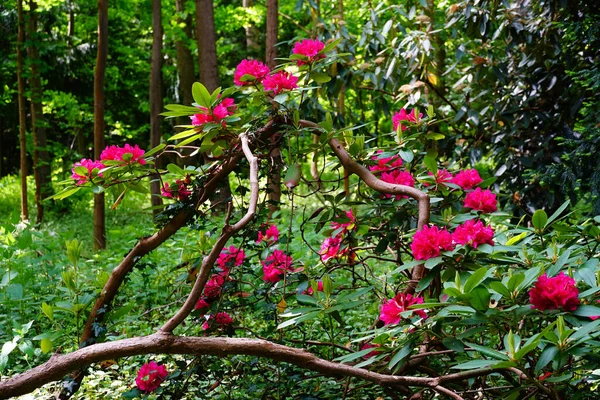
[135,361,168,392]
[24,36,600,400]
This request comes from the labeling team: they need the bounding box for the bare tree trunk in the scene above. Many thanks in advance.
[195,0,231,211]
[175,0,194,108]
[17,0,29,222]
[27,0,53,224]
[243,0,260,54]
[94,0,108,251]
[149,0,163,214]
[265,0,281,217]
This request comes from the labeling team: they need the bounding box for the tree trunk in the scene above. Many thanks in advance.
[27,0,53,224]
[242,0,260,54]
[195,0,231,211]
[265,0,281,216]
[94,0,108,251]
[17,0,29,222]
[175,0,194,108]
[150,0,163,214]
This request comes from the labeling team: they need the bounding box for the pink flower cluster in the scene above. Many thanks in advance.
[234,59,271,86]
[202,311,234,330]
[452,169,483,190]
[320,210,356,262]
[380,293,427,325]
[392,108,423,131]
[263,71,298,94]
[464,187,497,213]
[71,159,105,185]
[135,361,168,393]
[292,39,326,66]
[191,97,236,127]
[257,224,280,244]
[369,152,415,200]
[424,169,453,188]
[100,144,147,165]
[412,220,495,260]
[369,151,403,173]
[195,246,245,312]
[529,272,580,312]
[161,179,192,201]
[262,249,294,283]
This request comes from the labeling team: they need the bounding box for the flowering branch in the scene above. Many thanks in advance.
[0,333,529,399]
[160,132,260,333]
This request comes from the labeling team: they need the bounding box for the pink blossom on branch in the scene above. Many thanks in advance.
[392,108,423,131]
[380,170,415,200]
[380,293,427,325]
[423,169,453,188]
[194,298,210,312]
[320,236,343,262]
[330,210,356,234]
[216,246,246,272]
[100,144,146,165]
[190,98,236,127]
[411,225,455,260]
[529,272,580,312]
[234,59,271,86]
[257,224,280,244]
[307,280,324,295]
[262,71,298,94]
[262,249,294,283]
[452,169,483,190]
[71,158,105,185]
[369,151,403,173]
[204,274,225,299]
[463,187,498,213]
[292,39,326,66]
[452,219,494,248]
[135,361,168,393]
[202,312,234,330]
[161,179,192,201]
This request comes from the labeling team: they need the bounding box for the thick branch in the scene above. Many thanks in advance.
[160,133,260,333]
[0,333,507,399]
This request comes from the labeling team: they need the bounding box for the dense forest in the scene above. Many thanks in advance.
[1,0,600,399]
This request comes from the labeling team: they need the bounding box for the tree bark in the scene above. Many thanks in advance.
[175,0,195,108]
[242,0,260,54]
[149,0,164,214]
[17,0,29,222]
[27,0,53,224]
[94,0,108,251]
[195,0,231,211]
[265,0,281,217]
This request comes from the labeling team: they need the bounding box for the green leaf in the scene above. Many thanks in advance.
[399,149,414,163]
[464,267,489,293]
[1,341,17,357]
[73,166,88,176]
[389,340,415,368]
[572,305,600,317]
[416,266,440,292]
[47,187,82,201]
[464,342,510,360]
[424,256,443,269]
[334,347,379,363]
[532,209,548,231]
[451,359,499,370]
[534,345,559,375]
[507,273,525,292]
[423,155,437,174]
[489,281,511,297]
[469,286,490,312]
[545,200,570,227]
[322,275,333,296]
[311,72,332,83]
[41,302,54,321]
[167,163,186,176]
[570,319,600,342]
[40,338,52,354]
[169,128,201,141]
[192,82,211,108]
[505,232,528,246]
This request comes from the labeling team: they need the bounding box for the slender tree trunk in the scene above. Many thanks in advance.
[150,0,163,214]
[242,0,260,54]
[337,0,349,195]
[94,0,108,251]
[17,0,29,221]
[195,0,231,211]
[175,0,194,108]
[27,0,53,224]
[265,0,281,216]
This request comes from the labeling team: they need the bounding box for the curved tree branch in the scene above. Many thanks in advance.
[0,333,517,399]
[160,132,260,333]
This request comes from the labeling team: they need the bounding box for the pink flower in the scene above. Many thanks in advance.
[369,151,403,173]
[100,144,146,165]
[307,280,324,295]
[424,169,453,188]
[380,170,415,200]
[257,224,280,244]
[204,274,225,299]
[262,250,293,283]
[452,219,494,248]
[320,236,344,262]
[529,272,580,312]
[262,71,298,94]
[190,98,236,128]
[463,187,498,213]
[216,246,246,272]
[452,169,483,190]
[161,179,192,201]
[392,109,423,131]
[135,361,168,393]
[411,225,455,260]
[194,298,210,312]
[71,158,105,185]
[202,312,234,330]
[331,210,356,234]
[234,59,271,86]
[292,39,325,65]
[380,293,427,325]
